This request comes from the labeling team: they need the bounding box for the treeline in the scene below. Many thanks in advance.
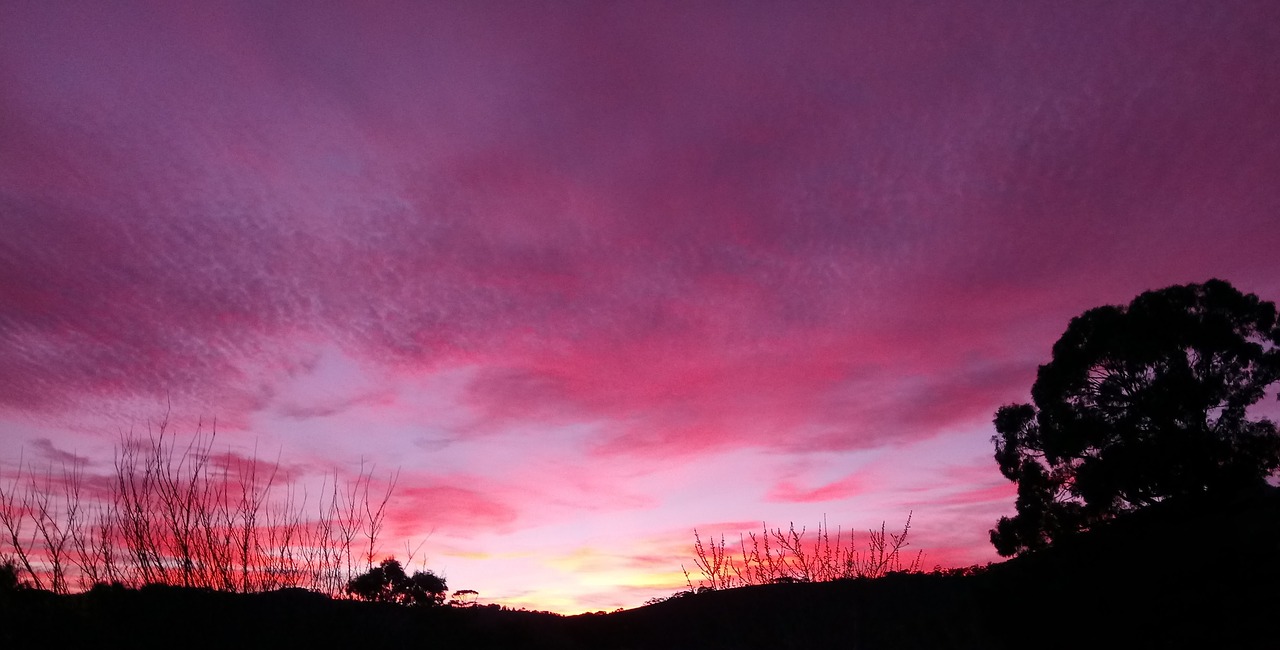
[3,488,1274,649]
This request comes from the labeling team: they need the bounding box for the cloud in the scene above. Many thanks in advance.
[767,473,867,504]
[27,438,90,467]
[388,482,520,537]
[5,1,1277,431]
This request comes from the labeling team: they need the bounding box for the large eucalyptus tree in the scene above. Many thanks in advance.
[991,279,1280,556]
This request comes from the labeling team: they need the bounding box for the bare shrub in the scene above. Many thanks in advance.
[687,512,923,592]
[0,418,410,596]
[0,454,42,591]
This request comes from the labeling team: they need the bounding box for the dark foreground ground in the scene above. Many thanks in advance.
[3,487,1276,649]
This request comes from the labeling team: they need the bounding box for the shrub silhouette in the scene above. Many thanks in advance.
[991,279,1280,556]
[346,557,447,606]
[0,415,417,596]
[0,558,23,591]
[685,513,922,592]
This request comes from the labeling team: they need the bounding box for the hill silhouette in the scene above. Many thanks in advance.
[2,486,1275,649]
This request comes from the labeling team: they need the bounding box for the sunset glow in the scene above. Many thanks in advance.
[2,1,1278,613]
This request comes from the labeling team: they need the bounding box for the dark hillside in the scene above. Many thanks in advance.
[569,486,1280,649]
[973,485,1280,649]
[2,487,1275,649]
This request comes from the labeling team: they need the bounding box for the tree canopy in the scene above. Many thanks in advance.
[991,279,1280,556]
[346,558,448,606]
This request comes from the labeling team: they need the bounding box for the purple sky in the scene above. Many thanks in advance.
[2,1,1279,612]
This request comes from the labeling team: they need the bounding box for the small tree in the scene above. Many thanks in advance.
[345,558,399,602]
[449,589,479,607]
[400,570,448,607]
[991,279,1280,556]
[0,558,25,591]
[346,558,447,606]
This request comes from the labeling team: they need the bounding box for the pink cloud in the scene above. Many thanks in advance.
[388,482,520,537]
[3,1,1275,428]
[767,474,868,504]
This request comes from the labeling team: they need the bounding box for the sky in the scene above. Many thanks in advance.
[2,0,1279,613]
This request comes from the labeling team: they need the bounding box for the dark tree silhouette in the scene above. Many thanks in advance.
[400,570,448,606]
[346,558,400,602]
[991,279,1280,556]
[346,558,447,606]
[0,559,22,591]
